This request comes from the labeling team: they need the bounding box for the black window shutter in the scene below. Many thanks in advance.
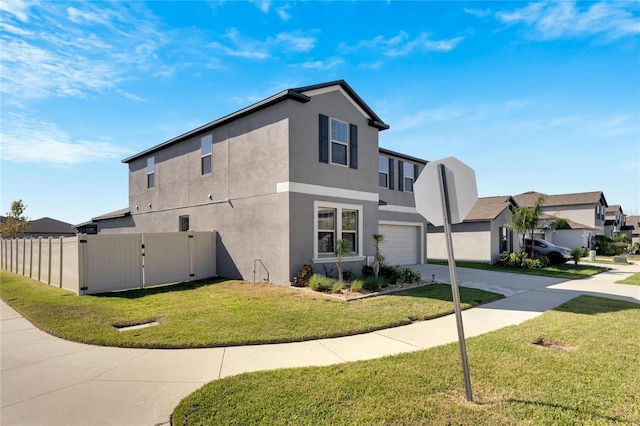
[389,158,395,190]
[414,164,419,181]
[319,114,329,163]
[398,160,404,191]
[349,124,358,169]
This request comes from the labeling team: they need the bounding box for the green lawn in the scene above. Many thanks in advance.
[617,272,640,286]
[430,260,608,280]
[173,295,640,425]
[0,271,502,348]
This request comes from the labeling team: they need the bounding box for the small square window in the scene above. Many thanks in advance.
[331,142,347,165]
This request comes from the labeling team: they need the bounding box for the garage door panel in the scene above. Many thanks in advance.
[379,224,418,265]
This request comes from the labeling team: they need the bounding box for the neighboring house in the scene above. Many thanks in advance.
[25,217,77,238]
[626,215,640,245]
[604,205,628,239]
[514,190,608,249]
[93,80,428,285]
[426,196,517,264]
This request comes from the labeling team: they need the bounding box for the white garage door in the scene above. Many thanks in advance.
[378,224,419,266]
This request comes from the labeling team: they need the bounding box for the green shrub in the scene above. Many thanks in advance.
[570,247,583,264]
[363,277,386,291]
[350,279,364,293]
[331,281,344,294]
[308,274,334,292]
[592,235,623,256]
[400,267,421,284]
[296,264,314,287]
[379,265,398,279]
[361,265,374,277]
[499,252,527,268]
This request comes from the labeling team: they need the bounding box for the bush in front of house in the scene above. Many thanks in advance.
[308,274,334,292]
[296,264,314,287]
[350,279,365,293]
[400,267,421,284]
[499,252,549,269]
[570,247,583,264]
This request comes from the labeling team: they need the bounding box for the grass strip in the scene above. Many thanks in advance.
[0,271,502,348]
[616,272,640,286]
[173,295,640,425]
[429,260,608,279]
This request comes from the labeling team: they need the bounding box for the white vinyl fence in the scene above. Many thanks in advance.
[1,231,217,295]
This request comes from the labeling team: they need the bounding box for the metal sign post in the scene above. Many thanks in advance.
[437,163,473,402]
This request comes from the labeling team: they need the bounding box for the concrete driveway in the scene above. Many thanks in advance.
[2,262,638,425]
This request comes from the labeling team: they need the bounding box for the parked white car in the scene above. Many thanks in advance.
[524,238,572,264]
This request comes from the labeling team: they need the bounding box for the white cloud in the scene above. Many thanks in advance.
[392,104,470,131]
[209,28,316,60]
[276,5,291,21]
[464,7,492,18]
[341,31,464,57]
[250,0,270,14]
[496,1,640,40]
[0,2,169,102]
[0,113,130,165]
[299,57,344,70]
[276,32,316,52]
[0,0,34,22]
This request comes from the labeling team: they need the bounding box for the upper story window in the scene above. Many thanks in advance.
[147,156,155,188]
[330,118,348,166]
[379,156,389,188]
[403,162,415,192]
[319,114,358,169]
[201,135,212,175]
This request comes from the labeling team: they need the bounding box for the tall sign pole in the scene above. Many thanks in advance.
[437,163,473,402]
[414,156,478,403]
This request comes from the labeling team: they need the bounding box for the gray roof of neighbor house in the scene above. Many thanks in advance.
[92,207,131,221]
[123,80,389,164]
[626,215,640,235]
[537,213,595,230]
[378,147,428,164]
[605,205,623,214]
[514,191,608,208]
[26,217,76,236]
[463,196,517,222]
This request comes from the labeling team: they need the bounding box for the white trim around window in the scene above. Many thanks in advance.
[313,201,365,263]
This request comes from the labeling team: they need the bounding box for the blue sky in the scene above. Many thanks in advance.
[1,0,639,225]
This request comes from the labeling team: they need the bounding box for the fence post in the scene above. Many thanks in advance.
[28,238,33,278]
[140,233,146,289]
[37,237,42,282]
[22,238,26,276]
[47,237,52,284]
[188,231,195,281]
[58,236,63,288]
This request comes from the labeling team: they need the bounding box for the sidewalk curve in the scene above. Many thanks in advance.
[2,263,638,425]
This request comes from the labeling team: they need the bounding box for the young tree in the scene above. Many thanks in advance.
[0,200,30,238]
[509,196,544,254]
[372,233,385,278]
[335,239,347,283]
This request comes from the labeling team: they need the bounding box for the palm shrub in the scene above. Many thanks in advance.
[400,267,421,284]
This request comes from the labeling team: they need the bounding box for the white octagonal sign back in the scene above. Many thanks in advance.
[414,157,478,227]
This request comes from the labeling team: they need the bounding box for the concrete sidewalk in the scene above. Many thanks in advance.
[1,263,638,426]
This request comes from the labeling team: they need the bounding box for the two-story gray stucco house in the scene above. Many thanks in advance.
[93,80,428,286]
